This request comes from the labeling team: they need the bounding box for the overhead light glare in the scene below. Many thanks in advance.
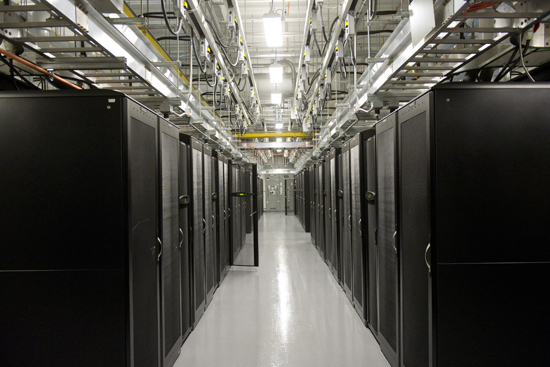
[263,11,282,47]
[277,149,282,152]
[269,63,283,84]
[276,137,283,143]
[271,93,282,105]
[275,123,283,129]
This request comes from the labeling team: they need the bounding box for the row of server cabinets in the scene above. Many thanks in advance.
[0,90,263,367]
[296,84,550,367]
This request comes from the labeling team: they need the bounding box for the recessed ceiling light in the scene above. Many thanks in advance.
[275,123,283,129]
[271,93,282,105]
[263,11,282,47]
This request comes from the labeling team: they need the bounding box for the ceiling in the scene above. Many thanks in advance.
[2,0,550,172]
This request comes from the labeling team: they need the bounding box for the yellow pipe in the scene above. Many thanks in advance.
[236,132,313,139]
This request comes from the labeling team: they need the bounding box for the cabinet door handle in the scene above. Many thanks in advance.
[358,219,362,235]
[223,209,226,220]
[392,231,397,253]
[348,215,352,229]
[425,243,431,270]
[179,228,184,248]
[228,208,231,218]
[212,215,215,229]
[203,218,206,233]
[157,237,163,261]
[329,208,332,219]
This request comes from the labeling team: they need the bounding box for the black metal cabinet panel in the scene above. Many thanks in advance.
[316,163,325,258]
[217,153,227,283]
[398,93,431,367]
[324,160,332,269]
[329,149,340,280]
[337,152,344,283]
[365,137,378,337]
[430,85,550,367]
[187,137,206,326]
[309,166,316,242]
[0,91,160,367]
[304,171,311,232]
[351,131,375,324]
[158,118,182,367]
[341,141,353,302]
[376,114,399,367]
[178,140,192,342]
[223,158,230,271]
[203,145,215,305]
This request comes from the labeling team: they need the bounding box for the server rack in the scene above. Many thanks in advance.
[350,130,375,324]
[221,155,230,278]
[0,91,161,367]
[230,163,240,262]
[375,113,399,367]
[240,167,247,251]
[329,149,340,280]
[309,165,316,243]
[324,159,332,269]
[398,84,550,367]
[304,171,311,232]
[216,153,227,283]
[203,145,215,305]
[337,152,344,283]
[182,136,206,327]
[365,135,378,338]
[341,141,353,302]
[178,138,193,342]
[316,163,325,259]
[158,117,183,367]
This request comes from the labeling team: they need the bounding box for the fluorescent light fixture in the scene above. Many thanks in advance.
[271,93,282,105]
[263,11,282,47]
[276,137,283,143]
[269,63,283,84]
[43,53,56,59]
[275,123,283,129]
[277,149,282,152]
[448,21,461,28]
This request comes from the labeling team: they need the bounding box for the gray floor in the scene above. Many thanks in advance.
[175,212,390,367]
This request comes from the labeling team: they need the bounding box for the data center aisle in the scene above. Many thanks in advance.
[175,212,390,367]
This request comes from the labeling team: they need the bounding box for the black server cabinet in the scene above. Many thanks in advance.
[158,118,182,367]
[223,158,230,269]
[230,163,240,261]
[399,85,550,367]
[365,136,378,338]
[324,160,332,268]
[0,91,160,367]
[376,113,399,367]
[309,165,316,244]
[329,149,340,280]
[304,171,311,232]
[316,163,325,259]
[184,136,206,326]
[341,141,353,302]
[217,153,229,283]
[350,130,375,324]
[245,169,252,234]
[178,138,192,342]
[337,152,344,283]
[241,167,247,249]
[203,145,215,305]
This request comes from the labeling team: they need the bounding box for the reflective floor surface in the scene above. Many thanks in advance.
[175,212,390,367]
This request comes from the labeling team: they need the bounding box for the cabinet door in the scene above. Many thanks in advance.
[376,115,399,367]
[203,146,215,305]
[159,121,182,367]
[191,139,205,325]
[129,110,160,367]
[351,137,365,322]
[179,141,192,340]
[366,137,378,336]
[342,144,353,302]
[399,96,431,367]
